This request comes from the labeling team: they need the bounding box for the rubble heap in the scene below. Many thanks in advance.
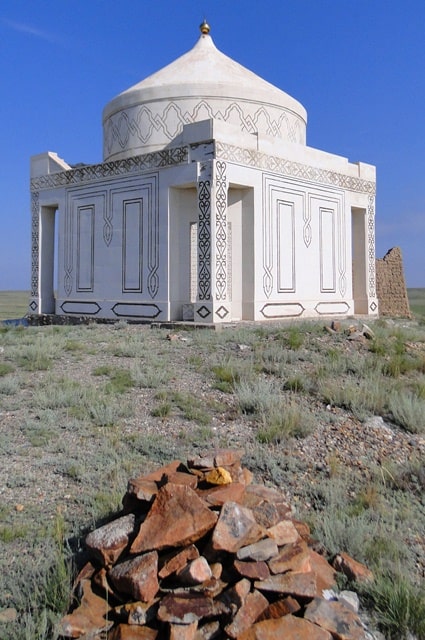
[59,450,374,640]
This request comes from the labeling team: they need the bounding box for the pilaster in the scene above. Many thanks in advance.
[195,160,230,323]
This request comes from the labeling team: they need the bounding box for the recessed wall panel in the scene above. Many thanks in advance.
[122,199,143,292]
[319,207,336,292]
[277,200,295,292]
[77,206,94,291]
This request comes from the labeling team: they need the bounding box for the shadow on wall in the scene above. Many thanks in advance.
[376,247,411,318]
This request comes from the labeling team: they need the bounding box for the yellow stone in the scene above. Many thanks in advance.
[205,467,232,485]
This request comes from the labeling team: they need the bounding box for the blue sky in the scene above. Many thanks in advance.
[1,0,424,290]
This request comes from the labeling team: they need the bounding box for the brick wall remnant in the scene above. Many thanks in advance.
[376,247,411,318]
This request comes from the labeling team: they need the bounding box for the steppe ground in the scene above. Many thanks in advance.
[0,289,424,639]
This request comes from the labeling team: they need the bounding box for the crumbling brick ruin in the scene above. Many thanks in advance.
[376,247,411,318]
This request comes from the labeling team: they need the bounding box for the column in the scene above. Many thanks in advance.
[195,160,230,323]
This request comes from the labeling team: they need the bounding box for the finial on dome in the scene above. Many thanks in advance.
[200,19,210,35]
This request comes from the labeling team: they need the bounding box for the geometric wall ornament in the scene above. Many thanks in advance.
[103,100,306,160]
[260,303,305,318]
[367,195,376,298]
[198,180,212,301]
[215,160,227,301]
[30,191,40,298]
[217,142,376,195]
[314,301,350,315]
[369,301,377,312]
[60,301,101,315]
[29,300,38,311]
[30,147,188,192]
[196,305,211,319]
[215,305,229,319]
[111,303,161,319]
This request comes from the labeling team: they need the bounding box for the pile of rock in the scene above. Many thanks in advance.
[59,450,374,639]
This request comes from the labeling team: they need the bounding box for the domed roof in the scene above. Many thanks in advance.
[102,26,307,161]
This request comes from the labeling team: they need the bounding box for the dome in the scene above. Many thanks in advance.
[102,27,307,161]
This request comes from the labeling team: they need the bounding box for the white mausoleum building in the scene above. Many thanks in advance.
[30,22,378,323]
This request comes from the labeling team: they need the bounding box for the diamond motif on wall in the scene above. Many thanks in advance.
[196,305,211,319]
[370,301,377,312]
[216,305,229,319]
[29,300,38,311]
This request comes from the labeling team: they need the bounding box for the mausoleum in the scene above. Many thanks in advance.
[29,22,378,323]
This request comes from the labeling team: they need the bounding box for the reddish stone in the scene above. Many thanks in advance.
[197,482,246,506]
[268,540,310,575]
[71,561,95,597]
[333,552,374,583]
[256,596,301,621]
[225,590,269,638]
[234,559,270,581]
[243,485,292,520]
[309,550,337,594]
[255,571,317,598]
[266,519,300,546]
[237,614,332,639]
[109,624,158,639]
[252,501,280,528]
[157,593,223,624]
[209,562,222,580]
[85,513,135,567]
[114,600,159,626]
[292,519,311,541]
[166,471,198,488]
[93,567,117,600]
[126,479,159,503]
[305,597,368,640]
[130,485,217,553]
[177,557,212,586]
[142,460,184,481]
[236,538,279,562]
[187,449,244,469]
[58,578,113,638]
[239,467,253,486]
[194,621,220,639]
[169,621,198,640]
[158,545,200,579]
[219,578,251,614]
[109,551,159,602]
[211,501,265,553]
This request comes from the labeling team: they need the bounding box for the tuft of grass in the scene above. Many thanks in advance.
[235,377,277,415]
[104,368,134,394]
[257,401,313,443]
[130,362,170,389]
[0,362,14,376]
[360,573,425,639]
[151,402,172,418]
[388,390,425,433]
[212,360,241,392]
[0,375,19,395]
[0,524,28,543]
[88,398,133,427]
[171,391,211,425]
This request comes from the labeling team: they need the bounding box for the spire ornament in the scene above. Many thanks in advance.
[200,19,210,35]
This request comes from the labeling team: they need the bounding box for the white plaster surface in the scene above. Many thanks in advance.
[30,28,378,323]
